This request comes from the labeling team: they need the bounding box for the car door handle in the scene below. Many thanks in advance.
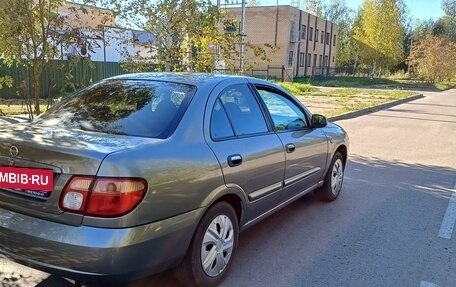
[285,143,296,153]
[227,154,243,167]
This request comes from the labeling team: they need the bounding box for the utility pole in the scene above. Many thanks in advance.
[239,0,246,73]
[274,0,278,46]
[216,0,221,70]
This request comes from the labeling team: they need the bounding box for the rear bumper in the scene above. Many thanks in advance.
[0,207,203,283]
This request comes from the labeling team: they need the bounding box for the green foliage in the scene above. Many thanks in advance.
[324,1,356,67]
[353,0,405,74]
[442,0,456,19]
[301,0,326,17]
[0,0,64,116]
[0,76,13,90]
[300,1,356,67]
[409,35,456,82]
[92,0,275,72]
[0,0,96,117]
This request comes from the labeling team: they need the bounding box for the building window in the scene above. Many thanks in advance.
[301,25,306,39]
[290,21,296,42]
[324,55,329,67]
[288,51,293,66]
[299,52,305,67]
[326,32,330,44]
[309,27,313,41]
[313,54,317,67]
[321,31,324,43]
[319,55,322,67]
[333,35,337,46]
[307,53,311,67]
[315,29,319,42]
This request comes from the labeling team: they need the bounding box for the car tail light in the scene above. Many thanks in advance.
[60,176,93,213]
[60,176,147,218]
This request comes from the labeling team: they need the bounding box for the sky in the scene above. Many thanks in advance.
[261,0,445,21]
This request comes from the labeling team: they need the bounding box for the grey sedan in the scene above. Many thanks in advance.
[0,73,348,287]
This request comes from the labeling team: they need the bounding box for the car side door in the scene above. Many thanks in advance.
[205,80,286,221]
[253,84,329,201]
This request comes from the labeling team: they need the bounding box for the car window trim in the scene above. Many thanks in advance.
[209,98,236,141]
[158,85,198,139]
[252,84,312,131]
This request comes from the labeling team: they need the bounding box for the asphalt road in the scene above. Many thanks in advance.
[1,88,455,287]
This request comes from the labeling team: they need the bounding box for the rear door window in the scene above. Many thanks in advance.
[217,84,269,136]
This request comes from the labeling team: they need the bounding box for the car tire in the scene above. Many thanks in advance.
[175,202,239,287]
[315,152,345,202]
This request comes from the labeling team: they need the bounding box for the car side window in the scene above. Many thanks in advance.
[218,84,269,136]
[256,88,307,131]
[210,98,235,139]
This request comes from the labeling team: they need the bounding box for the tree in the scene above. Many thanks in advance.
[0,77,13,90]
[409,35,456,81]
[247,0,260,7]
[302,0,325,17]
[352,0,405,75]
[442,0,456,19]
[92,0,274,73]
[0,0,94,117]
[436,0,456,41]
[322,0,356,67]
[0,0,69,116]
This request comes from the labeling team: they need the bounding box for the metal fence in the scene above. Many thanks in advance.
[0,60,126,100]
[311,66,372,79]
[213,65,286,82]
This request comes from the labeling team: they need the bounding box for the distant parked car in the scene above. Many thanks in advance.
[0,73,349,286]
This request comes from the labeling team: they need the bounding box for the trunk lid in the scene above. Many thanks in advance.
[0,122,149,225]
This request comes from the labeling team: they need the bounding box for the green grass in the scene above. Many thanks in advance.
[0,105,48,116]
[435,81,456,91]
[298,88,417,118]
[294,76,456,91]
[317,88,360,97]
[277,82,318,95]
[302,76,396,88]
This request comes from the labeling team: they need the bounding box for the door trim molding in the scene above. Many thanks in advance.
[284,167,321,187]
[242,180,324,231]
[248,181,283,201]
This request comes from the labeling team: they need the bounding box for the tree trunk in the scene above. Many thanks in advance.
[371,60,377,80]
[33,58,41,116]
[165,34,172,72]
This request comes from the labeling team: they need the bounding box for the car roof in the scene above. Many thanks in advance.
[108,72,265,87]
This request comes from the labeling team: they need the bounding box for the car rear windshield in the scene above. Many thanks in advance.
[34,79,196,138]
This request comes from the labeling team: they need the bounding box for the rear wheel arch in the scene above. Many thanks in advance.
[213,194,243,224]
[200,186,247,225]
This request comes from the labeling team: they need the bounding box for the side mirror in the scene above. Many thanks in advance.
[311,114,327,128]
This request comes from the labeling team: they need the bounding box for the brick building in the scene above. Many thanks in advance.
[226,5,338,79]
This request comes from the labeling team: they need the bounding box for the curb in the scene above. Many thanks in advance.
[328,93,424,122]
